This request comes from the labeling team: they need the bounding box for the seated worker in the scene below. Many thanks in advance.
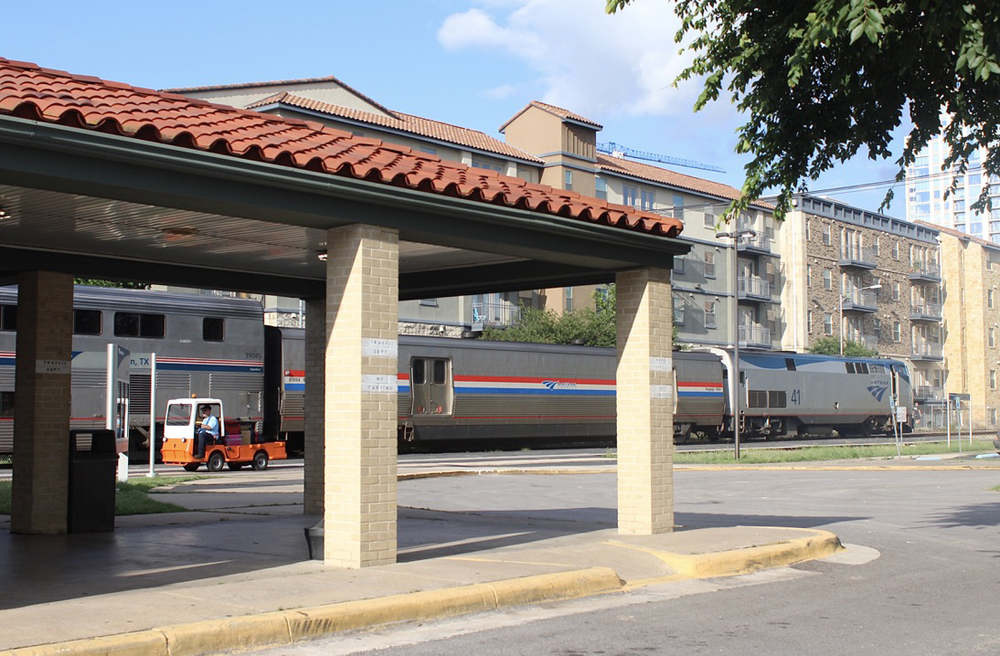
[195,405,220,458]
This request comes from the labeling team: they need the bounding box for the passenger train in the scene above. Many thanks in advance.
[0,286,913,458]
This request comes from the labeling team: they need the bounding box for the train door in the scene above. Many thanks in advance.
[409,357,454,416]
[105,344,130,454]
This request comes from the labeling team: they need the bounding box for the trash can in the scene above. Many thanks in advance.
[68,429,118,533]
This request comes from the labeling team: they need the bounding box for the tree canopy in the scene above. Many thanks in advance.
[808,336,878,357]
[606,0,1000,218]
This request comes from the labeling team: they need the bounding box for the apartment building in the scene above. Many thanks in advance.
[779,194,945,424]
[926,223,1000,429]
[905,136,1000,244]
[500,101,779,350]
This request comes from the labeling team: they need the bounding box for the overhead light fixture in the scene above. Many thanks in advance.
[317,251,328,261]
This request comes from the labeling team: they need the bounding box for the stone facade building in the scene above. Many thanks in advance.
[779,194,945,425]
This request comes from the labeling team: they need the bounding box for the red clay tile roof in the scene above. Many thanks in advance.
[598,153,773,211]
[499,101,603,133]
[247,92,543,163]
[164,74,397,117]
[0,58,682,239]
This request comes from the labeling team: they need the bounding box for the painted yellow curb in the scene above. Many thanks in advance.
[1,567,623,656]
[615,529,843,586]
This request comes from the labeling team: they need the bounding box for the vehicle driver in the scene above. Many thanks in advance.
[195,405,220,458]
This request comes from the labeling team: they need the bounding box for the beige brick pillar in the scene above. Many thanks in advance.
[324,224,399,567]
[303,297,326,516]
[11,271,74,534]
[616,267,674,534]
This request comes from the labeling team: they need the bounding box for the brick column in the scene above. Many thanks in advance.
[303,297,326,516]
[324,224,399,567]
[616,267,674,534]
[11,271,74,534]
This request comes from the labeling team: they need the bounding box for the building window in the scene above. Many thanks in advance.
[893,282,900,301]
[704,212,715,228]
[823,313,833,335]
[822,269,832,290]
[805,220,811,241]
[673,294,685,325]
[705,251,716,278]
[991,370,997,390]
[419,298,439,307]
[873,236,880,255]
[203,317,225,342]
[991,408,997,426]
[893,321,901,342]
[892,241,899,260]
[990,289,995,309]
[623,185,639,208]
[807,310,813,332]
[991,327,996,348]
[822,224,831,245]
[671,194,683,218]
[674,256,685,274]
[595,176,607,200]
[705,301,717,329]
[564,170,573,191]
[419,146,437,155]
[564,287,574,312]
[807,264,812,287]
[472,159,502,172]
[874,318,882,339]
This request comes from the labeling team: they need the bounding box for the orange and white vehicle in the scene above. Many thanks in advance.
[160,397,285,472]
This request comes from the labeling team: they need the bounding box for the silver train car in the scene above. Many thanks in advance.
[0,286,268,456]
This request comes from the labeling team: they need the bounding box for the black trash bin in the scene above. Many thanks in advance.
[68,429,118,533]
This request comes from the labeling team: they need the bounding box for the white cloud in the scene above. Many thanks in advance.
[437,0,708,120]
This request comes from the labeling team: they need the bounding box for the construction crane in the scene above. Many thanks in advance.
[596,141,725,174]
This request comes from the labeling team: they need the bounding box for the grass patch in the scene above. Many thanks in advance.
[0,476,206,516]
[674,440,997,465]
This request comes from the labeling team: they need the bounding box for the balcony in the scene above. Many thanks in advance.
[911,343,944,361]
[842,289,879,313]
[737,275,771,302]
[738,324,772,349]
[736,232,772,254]
[914,385,945,402]
[909,303,943,322]
[839,246,878,269]
[908,262,942,282]
[471,301,522,328]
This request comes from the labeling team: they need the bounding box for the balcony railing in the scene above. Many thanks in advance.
[908,262,942,282]
[737,275,771,300]
[738,324,772,348]
[911,343,944,360]
[471,301,522,328]
[842,289,879,312]
[736,232,771,254]
[909,303,943,321]
[839,246,878,269]
[914,385,945,401]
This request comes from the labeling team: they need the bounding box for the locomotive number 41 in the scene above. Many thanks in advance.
[790,389,802,406]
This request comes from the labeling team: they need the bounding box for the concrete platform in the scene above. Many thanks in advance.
[0,466,843,655]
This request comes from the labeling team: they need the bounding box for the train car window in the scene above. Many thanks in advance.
[748,390,768,408]
[0,391,13,417]
[203,317,225,342]
[871,364,885,374]
[432,359,447,385]
[769,390,787,408]
[114,312,165,338]
[845,362,856,373]
[73,309,102,335]
[411,359,425,385]
[857,363,869,374]
[0,304,16,331]
[785,358,796,371]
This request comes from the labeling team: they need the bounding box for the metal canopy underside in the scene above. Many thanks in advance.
[0,117,689,298]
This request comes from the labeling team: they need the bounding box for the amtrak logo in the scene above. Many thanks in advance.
[867,384,889,402]
[542,380,578,390]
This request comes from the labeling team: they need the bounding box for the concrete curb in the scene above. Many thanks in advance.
[1,567,624,656]
[614,528,843,588]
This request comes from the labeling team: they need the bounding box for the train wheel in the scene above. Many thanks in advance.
[674,426,692,444]
[704,429,722,443]
[183,463,200,472]
[207,451,225,472]
[227,463,245,471]
[252,451,269,471]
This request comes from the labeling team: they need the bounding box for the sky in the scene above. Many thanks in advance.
[5,0,911,216]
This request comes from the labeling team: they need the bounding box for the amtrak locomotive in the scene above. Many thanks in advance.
[0,286,913,458]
